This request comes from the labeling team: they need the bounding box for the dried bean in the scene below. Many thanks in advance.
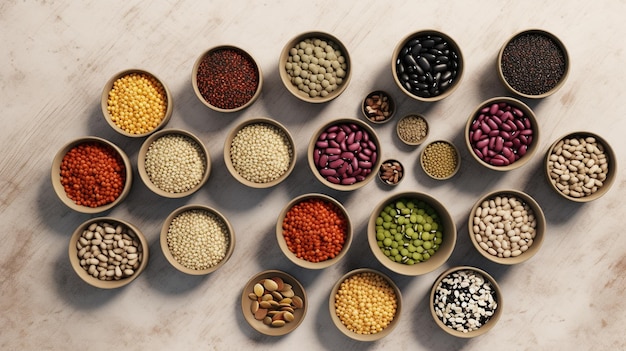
[248,276,303,328]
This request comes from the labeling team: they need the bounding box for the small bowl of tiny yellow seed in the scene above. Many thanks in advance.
[396,114,429,146]
[101,69,173,138]
[420,140,461,180]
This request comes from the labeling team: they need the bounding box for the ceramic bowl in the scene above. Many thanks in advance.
[362,90,395,124]
[377,159,405,186]
[396,114,429,146]
[420,140,461,180]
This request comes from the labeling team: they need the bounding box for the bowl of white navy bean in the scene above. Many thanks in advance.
[69,217,149,289]
[544,131,616,202]
[468,189,546,265]
[430,266,502,337]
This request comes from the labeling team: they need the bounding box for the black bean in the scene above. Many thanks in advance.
[417,56,431,72]
[433,64,448,72]
[411,43,423,55]
[407,38,420,47]
[400,73,409,82]
[404,54,418,68]
[421,39,435,48]
[396,61,405,74]
[441,70,452,82]
[436,56,449,64]
[400,47,409,57]
[422,53,436,62]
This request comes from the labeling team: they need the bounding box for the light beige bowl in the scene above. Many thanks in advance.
[544,131,616,202]
[329,268,402,341]
[430,266,503,338]
[368,192,456,276]
[241,270,307,336]
[276,193,352,269]
[468,189,546,265]
[51,136,132,214]
[138,129,210,198]
[101,69,172,137]
[420,140,461,180]
[308,118,382,191]
[69,217,149,289]
[192,45,263,112]
[279,31,351,103]
[396,114,429,146]
[377,159,405,186]
[224,117,296,188]
[160,204,235,275]
[362,90,395,124]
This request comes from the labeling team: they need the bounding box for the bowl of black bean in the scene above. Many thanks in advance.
[392,30,464,102]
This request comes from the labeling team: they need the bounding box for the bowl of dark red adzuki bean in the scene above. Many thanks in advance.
[392,30,464,102]
[308,118,382,191]
[192,45,263,112]
[498,29,569,99]
[430,266,502,338]
[465,97,539,171]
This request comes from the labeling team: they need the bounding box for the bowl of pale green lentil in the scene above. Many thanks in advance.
[224,117,296,189]
[138,129,210,198]
[160,204,235,275]
[101,69,172,137]
[420,140,461,180]
[396,114,429,146]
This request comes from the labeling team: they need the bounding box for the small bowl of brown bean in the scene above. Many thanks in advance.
[396,114,429,146]
[241,270,307,336]
[420,140,461,180]
[362,90,395,124]
[378,159,404,186]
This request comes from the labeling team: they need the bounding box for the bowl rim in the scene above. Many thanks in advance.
[361,90,396,124]
[191,45,263,112]
[223,117,296,188]
[429,265,503,338]
[51,136,132,214]
[377,158,405,186]
[396,113,429,146]
[160,204,235,275]
[101,68,173,137]
[391,29,464,102]
[68,216,149,289]
[467,189,546,265]
[137,128,211,198]
[420,139,461,180]
[278,31,352,104]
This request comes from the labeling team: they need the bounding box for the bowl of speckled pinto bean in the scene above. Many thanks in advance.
[51,136,132,214]
[192,45,263,112]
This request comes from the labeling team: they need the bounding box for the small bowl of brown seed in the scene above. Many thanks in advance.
[396,114,429,146]
[362,90,395,124]
[420,140,461,180]
[241,270,307,336]
[378,159,404,186]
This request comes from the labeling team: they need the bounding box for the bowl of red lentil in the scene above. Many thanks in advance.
[51,136,132,214]
[420,140,461,180]
[279,31,352,103]
[160,204,235,275]
[276,193,352,269]
[69,217,149,289]
[329,268,402,341]
[192,45,263,112]
[137,129,210,198]
[101,69,172,137]
[396,114,429,146]
[224,117,296,189]
[367,191,457,276]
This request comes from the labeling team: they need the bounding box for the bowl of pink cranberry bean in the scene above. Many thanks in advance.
[465,97,539,171]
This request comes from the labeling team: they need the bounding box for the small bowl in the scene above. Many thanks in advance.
[329,268,402,341]
[430,266,503,337]
[392,30,464,102]
[192,45,263,112]
[138,129,211,198]
[468,189,546,265]
[276,193,352,269]
[69,217,149,289]
[160,204,235,275]
[362,90,395,124]
[51,136,132,214]
[465,97,539,171]
[498,29,569,99]
[279,31,352,103]
[101,69,172,137]
[224,117,296,188]
[544,131,616,202]
[420,140,461,180]
[308,118,382,191]
[378,159,405,186]
[368,192,457,276]
[396,114,429,146]
[241,270,307,336]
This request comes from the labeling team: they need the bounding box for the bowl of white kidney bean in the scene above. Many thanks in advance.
[468,189,546,265]
[308,118,382,191]
[544,131,616,202]
[69,217,149,289]
[465,97,539,171]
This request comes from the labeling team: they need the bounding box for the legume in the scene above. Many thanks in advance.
[421,141,458,179]
[378,160,403,185]
[334,271,398,335]
[107,72,168,135]
[166,209,230,270]
[144,134,206,193]
[375,198,443,264]
[397,115,428,145]
[363,91,393,123]
[59,141,126,208]
[247,276,304,328]
[230,122,293,184]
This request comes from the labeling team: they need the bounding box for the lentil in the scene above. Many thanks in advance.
[334,271,398,335]
[378,160,403,185]
[247,276,304,328]
[59,142,126,208]
[107,72,168,135]
[421,141,458,179]
[397,115,427,144]
[363,91,393,122]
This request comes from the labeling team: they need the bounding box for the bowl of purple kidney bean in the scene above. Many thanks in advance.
[392,30,464,102]
[308,118,382,191]
[465,97,539,171]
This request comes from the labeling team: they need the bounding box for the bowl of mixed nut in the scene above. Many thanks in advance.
[362,90,395,124]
